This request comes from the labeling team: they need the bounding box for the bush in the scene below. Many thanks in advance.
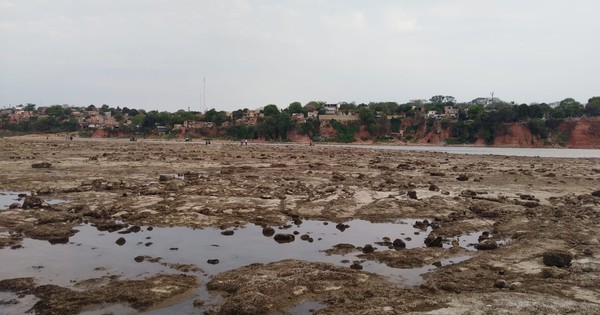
[527,119,548,139]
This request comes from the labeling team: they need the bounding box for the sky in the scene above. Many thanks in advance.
[1,0,599,112]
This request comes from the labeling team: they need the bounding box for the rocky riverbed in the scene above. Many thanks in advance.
[1,136,600,314]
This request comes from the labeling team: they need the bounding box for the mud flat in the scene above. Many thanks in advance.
[1,137,600,314]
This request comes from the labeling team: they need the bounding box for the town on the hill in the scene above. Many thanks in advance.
[2,96,600,147]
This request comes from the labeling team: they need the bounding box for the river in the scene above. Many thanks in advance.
[317,144,600,158]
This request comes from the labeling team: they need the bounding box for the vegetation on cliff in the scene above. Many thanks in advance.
[2,96,600,146]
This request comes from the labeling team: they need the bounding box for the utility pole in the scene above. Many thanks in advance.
[490,91,495,107]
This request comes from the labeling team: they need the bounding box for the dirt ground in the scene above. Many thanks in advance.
[1,136,600,314]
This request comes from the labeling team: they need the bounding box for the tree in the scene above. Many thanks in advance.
[515,104,530,121]
[304,101,325,113]
[467,105,485,120]
[555,98,583,118]
[47,105,67,118]
[585,96,600,116]
[263,104,280,117]
[429,95,456,105]
[204,108,228,126]
[25,103,36,112]
[528,103,550,119]
[286,102,303,114]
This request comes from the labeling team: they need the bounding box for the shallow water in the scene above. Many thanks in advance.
[0,219,487,314]
[0,191,66,209]
[309,144,600,158]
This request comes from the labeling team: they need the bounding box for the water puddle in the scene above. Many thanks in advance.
[0,219,500,314]
[285,301,326,314]
[0,191,66,209]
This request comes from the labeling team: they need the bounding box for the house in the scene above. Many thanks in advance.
[324,103,339,115]
[427,111,444,120]
[306,111,318,119]
[157,126,168,135]
[444,106,459,119]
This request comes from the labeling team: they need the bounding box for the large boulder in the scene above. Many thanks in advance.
[543,250,573,268]
[424,233,444,247]
[273,234,295,244]
[22,196,44,209]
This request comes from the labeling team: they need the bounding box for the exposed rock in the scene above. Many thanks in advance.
[335,223,350,232]
[218,291,274,315]
[207,259,220,265]
[193,299,205,308]
[407,190,418,199]
[158,174,174,182]
[509,282,523,290]
[543,250,573,268]
[116,237,126,246]
[429,184,440,191]
[350,262,363,270]
[494,279,508,289]
[591,190,600,197]
[461,190,477,197]
[541,267,570,278]
[31,162,52,168]
[22,196,44,209]
[475,240,498,250]
[392,238,406,249]
[362,244,375,254]
[273,234,295,243]
[424,233,444,247]
[262,227,275,237]
[8,202,20,209]
[134,256,145,263]
[457,174,469,181]
[221,230,234,236]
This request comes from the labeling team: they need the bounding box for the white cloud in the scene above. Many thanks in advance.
[384,9,417,33]
[0,1,13,9]
[320,11,367,32]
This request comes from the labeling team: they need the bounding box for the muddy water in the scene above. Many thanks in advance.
[0,219,483,314]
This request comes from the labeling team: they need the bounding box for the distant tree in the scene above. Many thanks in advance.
[429,95,456,105]
[286,102,303,114]
[528,103,551,119]
[129,109,140,117]
[339,102,357,114]
[585,97,600,116]
[304,101,325,114]
[263,104,280,117]
[86,104,96,111]
[467,105,485,120]
[46,105,67,118]
[204,108,228,126]
[515,104,530,121]
[232,109,244,120]
[552,98,583,118]
[25,103,36,111]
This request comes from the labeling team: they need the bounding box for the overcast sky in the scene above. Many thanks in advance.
[1,0,599,112]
